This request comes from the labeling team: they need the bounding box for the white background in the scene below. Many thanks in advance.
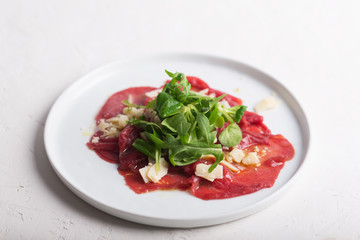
[0,0,359,239]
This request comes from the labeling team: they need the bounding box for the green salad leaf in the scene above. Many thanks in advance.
[162,113,191,136]
[163,70,190,103]
[218,123,242,147]
[133,139,157,160]
[196,113,216,145]
[155,92,183,118]
[165,134,224,167]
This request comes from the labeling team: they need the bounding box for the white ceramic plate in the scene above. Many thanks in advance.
[44,53,310,228]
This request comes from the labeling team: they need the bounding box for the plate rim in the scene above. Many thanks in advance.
[44,52,311,228]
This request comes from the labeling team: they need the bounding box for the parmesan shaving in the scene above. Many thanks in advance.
[219,100,231,109]
[128,94,133,104]
[123,107,144,119]
[254,95,281,113]
[195,163,223,182]
[242,152,261,166]
[220,160,240,173]
[97,114,129,138]
[197,88,209,96]
[145,88,162,98]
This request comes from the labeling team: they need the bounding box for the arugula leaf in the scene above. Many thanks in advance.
[132,139,156,159]
[146,98,156,109]
[179,74,191,98]
[154,148,161,173]
[221,105,247,123]
[208,157,222,173]
[221,111,233,123]
[195,99,211,113]
[208,106,220,125]
[128,118,161,128]
[196,113,216,144]
[155,92,183,118]
[219,123,242,147]
[194,94,225,113]
[144,132,167,149]
[165,134,224,167]
[132,133,163,173]
[235,106,247,123]
[177,105,197,143]
[161,113,191,136]
[164,70,190,103]
[128,118,162,133]
[184,92,207,104]
[164,70,176,78]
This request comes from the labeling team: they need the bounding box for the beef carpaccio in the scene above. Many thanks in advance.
[87,74,294,200]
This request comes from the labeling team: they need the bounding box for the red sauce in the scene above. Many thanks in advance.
[87,77,295,200]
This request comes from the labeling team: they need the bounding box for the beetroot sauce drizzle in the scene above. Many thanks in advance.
[86,77,295,200]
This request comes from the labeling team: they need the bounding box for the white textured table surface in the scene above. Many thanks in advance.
[1,1,359,239]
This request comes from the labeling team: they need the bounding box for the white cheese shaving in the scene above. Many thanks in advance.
[91,137,99,143]
[128,94,133,104]
[102,127,119,138]
[96,114,130,138]
[220,160,240,173]
[139,165,151,183]
[254,95,281,113]
[139,158,169,183]
[145,88,162,98]
[105,114,129,129]
[200,155,215,161]
[242,152,260,166]
[123,107,144,119]
[197,88,209,96]
[97,119,110,132]
[228,148,245,163]
[219,99,231,109]
[195,163,223,182]
[224,152,233,163]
